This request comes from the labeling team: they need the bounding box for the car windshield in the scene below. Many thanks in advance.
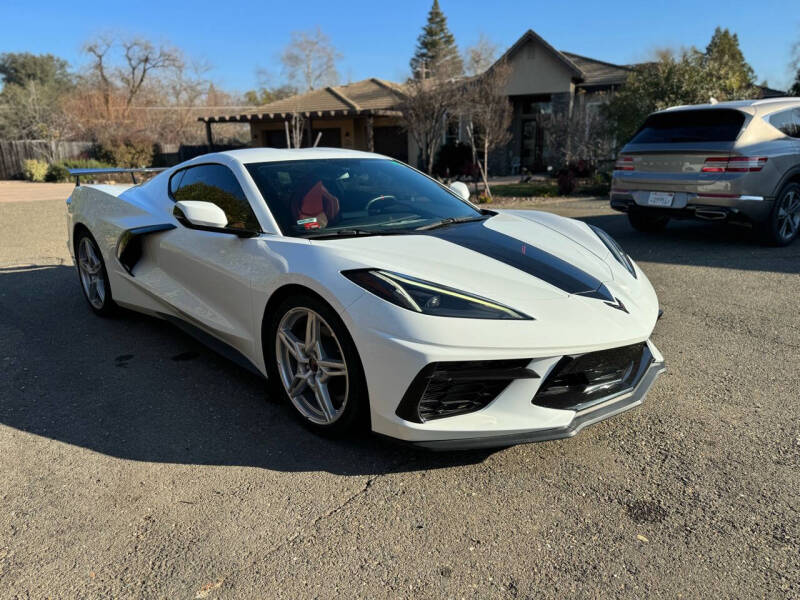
[245,158,481,237]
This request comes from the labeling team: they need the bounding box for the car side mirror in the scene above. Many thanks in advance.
[173,201,258,238]
[450,181,470,201]
[175,200,228,228]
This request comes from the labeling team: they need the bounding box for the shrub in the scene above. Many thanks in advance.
[95,140,155,168]
[59,158,114,170]
[556,169,576,195]
[45,162,71,182]
[22,159,48,182]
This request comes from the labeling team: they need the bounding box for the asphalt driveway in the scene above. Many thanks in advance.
[0,183,798,598]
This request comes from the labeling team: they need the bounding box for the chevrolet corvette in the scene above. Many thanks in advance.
[66,148,665,449]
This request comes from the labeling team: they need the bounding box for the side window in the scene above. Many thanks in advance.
[769,109,800,138]
[172,164,260,231]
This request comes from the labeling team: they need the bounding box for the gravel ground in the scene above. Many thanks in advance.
[0,184,798,599]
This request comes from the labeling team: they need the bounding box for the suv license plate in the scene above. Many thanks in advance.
[648,192,674,207]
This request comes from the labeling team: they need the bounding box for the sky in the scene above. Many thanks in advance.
[1,0,798,93]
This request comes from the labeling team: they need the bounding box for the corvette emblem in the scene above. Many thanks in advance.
[604,297,629,313]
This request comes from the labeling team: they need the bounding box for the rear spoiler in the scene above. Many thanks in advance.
[68,167,167,186]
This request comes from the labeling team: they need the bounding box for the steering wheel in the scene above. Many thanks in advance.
[365,195,397,215]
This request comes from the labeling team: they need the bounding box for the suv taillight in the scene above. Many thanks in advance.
[702,156,767,173]
[614,156,634,171]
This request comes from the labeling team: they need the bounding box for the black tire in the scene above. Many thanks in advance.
[759,182,800,247]
[74,230,117,317]
[265,293,369,436]
[628,211,670,232]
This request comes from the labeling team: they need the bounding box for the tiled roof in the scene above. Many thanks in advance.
[560,52,632,86]
[201,78,405,123]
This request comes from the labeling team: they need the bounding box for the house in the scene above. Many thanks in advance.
[198,29,779,175]
[201,78,412,162]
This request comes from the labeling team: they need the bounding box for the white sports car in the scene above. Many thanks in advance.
[66,148,665,449]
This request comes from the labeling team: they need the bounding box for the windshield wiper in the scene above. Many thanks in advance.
[415,215,488,231]
[306,228,413,240]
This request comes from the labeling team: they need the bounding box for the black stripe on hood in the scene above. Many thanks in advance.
[423,219,614,302]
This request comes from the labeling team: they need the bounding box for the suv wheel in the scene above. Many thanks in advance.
[762,182,800,246]
[628,211,669,233]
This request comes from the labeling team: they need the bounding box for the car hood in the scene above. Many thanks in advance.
[314,211,626,303]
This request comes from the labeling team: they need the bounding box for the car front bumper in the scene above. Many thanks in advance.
[410,357,665,450]
[342,290,665,449]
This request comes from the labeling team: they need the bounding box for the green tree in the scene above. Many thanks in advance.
[0,53,74,142]
[701,27,757,100]
[604,29,759,148]
[244,84,297,105]
[603,50,705,147]
[0,52,71,88]
[410,0,463,80]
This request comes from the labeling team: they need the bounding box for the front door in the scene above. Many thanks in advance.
[521,118,544,172]
[155,163,262,356]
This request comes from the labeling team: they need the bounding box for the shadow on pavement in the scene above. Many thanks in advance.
[0,265,493,476]
[580,211,800,275]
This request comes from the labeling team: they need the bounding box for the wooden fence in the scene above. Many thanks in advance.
[0,140,248,179]
[0,140,94,180]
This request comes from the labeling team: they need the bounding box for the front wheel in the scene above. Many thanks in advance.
[75,231,116,316]
[265,294,369,435]
[760,182,800,246]
[628,211,670,232]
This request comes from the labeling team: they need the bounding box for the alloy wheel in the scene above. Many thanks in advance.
[776,188,800,242]
[275,307,349,425]
[77,237,106,309]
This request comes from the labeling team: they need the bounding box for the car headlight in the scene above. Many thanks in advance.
[589,225,637,278]
[343,269,532,320]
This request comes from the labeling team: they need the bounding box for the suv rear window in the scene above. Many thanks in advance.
[630,109,746,144]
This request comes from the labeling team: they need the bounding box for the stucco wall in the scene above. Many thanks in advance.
[250,118,356,148]
[504,38,576,96]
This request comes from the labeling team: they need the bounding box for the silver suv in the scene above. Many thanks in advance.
[611,98,800,246]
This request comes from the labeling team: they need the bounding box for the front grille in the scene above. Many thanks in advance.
[397,359,538,423]
[533,342,652,412]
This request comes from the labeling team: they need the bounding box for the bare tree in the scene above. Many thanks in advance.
[543,91,615,172]
[399,77,458,174]
[161,59,210,143]
[459,60,513,198]
[281,28,341,92]
[285,111,306,148]
[118,38,182,116]
[83,37,115,120]
[464,34,499,77]
[83,36,182,121]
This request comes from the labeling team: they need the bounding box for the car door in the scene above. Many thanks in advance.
[155,163,263,357]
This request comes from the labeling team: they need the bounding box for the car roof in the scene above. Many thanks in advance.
[218,146,387,164]
[658,97,800,116]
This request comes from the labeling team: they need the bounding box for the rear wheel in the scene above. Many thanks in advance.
[628,211,670,232]
[265,294,368,436]
[761,182,800,246]
[75,231,116,316]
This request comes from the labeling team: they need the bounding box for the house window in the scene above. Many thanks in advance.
[444,116,460,144]
[519,94,552,115]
